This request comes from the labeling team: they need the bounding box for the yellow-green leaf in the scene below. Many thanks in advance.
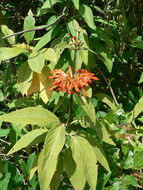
[128,97,143,122]
[0,107,60,128]
[28,48,57,73]
[7,129,48,155]
[1,25,15,45]
[96,93,117,111]
[0,47,25,61]
[64,148,86,190]
[72,0,79,9]
[17,62,33,96]
[70,136,98,190]
[38,125,65,190]
[24,10,35,44]
[88,137,110,172]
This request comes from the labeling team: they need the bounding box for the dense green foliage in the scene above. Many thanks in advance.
[0,0,143,189]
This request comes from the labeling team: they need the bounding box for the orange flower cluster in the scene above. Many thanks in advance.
[49,67,99,96]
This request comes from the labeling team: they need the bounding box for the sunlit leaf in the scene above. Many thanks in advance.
[24,10,35,44]
[96,93,117,111]
[0,107,60,128]
[88,137,110,171]
[78,4,96,30]
[28,48,57,73]
[35,26,59,51]
[0,47,25,61]
[64,148,86,190]
[72,0,79,9]
[38,125,65,190]
[70,135,97,190]
[1,25,15,45]
[7,129,48,155]
[128,97,143,122]
[17,62,33,96]
[133,151,143,169]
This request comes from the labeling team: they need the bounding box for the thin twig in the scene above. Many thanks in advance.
[0,138,11,145]
[96,67,119,106]
[2,7,67,39]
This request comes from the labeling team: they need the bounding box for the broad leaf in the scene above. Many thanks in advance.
[35,26,59,51]
[0,47,25,61]
[88,137,110,171]
[7,129,48,155]
[64,148,86,190]
[79,4,96,30]
[27,66,53,103]
[37,0,60,16]
[38,124,65,190]
[50,155,63,190]
[96,93,116,111]
[128,96,143,122]
[72,0,79,9]
[96,121,116,146]
[70,135,98,190]
[93,41,113,72]
[0,107,60,128]
[133,151,143,169]
[28,48,57,73]
[1,25,15,45]
[80,96,96,127]
[24,10,35,44]
[17,62,33,96]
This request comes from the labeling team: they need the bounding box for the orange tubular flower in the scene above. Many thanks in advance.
[49,67,99,96]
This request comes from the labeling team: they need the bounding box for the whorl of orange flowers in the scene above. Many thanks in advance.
[49,66,99,96]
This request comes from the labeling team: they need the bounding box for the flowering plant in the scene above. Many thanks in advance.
[49,66,99,96]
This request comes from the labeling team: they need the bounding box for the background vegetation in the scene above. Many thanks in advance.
[0,0,143,189]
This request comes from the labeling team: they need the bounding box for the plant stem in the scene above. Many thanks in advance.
[66,49,77,126]
[96,67,119,106]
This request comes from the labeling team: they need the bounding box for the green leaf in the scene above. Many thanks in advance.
[96,93,117,111]
[138,73,143,84]
[80,96,96,126]
[0,129,10,137]
[133,151,143,169]
[96,121,116,146]
[35,26,59,51]
[37,0,60,16]
[64,148,86,190]
[70,135,98,190]
[123,175,139,187]
[7,129,48,155]
[72,0,79,9]
[67,20,89,66]
[38,125,65,190]
[128,96,143,122]
[28,48,57,73]
[0,47,25,61]
[79,4,96,30]
[17,62,33,95]
[88,137,110,172]
[0,172,11,190]
[24,10,35,44]
[50,155,63,190]
[1,25,15,45]
[0,107,60,128]
[131,42,143,50]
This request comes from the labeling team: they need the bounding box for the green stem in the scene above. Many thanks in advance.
[66,49,77,126]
